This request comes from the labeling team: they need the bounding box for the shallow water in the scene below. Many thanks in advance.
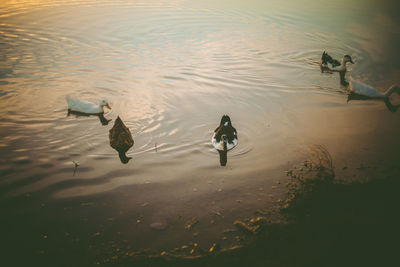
[1,0,400,263]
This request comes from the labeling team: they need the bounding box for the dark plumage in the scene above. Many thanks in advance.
[339,71,348,86]
[320,52,354,86]
[214,115,237,144]
[109,116,134,164]
[321,51,340,68]
[212,115,238,167]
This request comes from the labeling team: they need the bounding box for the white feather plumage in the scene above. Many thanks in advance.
[66,96,111,114]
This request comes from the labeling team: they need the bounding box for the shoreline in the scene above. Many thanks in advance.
[3,147,399,266]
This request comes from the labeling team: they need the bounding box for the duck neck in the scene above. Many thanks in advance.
[340,58,347,70]
[339,71,348,86]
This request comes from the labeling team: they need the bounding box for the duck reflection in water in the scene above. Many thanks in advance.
[347,81,400,112]
[109,116,134,164]
[66,96,112,125]
[67,110,112,125]
[212,115,238,166]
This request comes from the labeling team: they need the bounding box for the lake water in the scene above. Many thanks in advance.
[1,0,399,264]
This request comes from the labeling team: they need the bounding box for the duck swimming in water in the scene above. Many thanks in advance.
[66,96,111,115]
[347,80,400,112]
[349,80,399,99]
[109,116,134,164]
[212,115,238,166]
[320,52,354,86]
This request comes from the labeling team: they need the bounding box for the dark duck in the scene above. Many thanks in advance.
[212,115,238,166]
[109,116,134,164]
[320,51,354,86]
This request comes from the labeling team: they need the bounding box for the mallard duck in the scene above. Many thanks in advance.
[212,115,238,166]
[347,80,400,112]
[66,96,111,114]
[320,52,354,86]
[109,116,134,164]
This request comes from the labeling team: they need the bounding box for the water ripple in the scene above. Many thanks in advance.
[0,0,398,200]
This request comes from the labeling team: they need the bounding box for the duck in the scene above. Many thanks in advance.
[320,51,354,86]
[66,96,111,115]
[347,80,400,112]
[348,80,400,99]
[109,116,134,164]
[212,115,238,166]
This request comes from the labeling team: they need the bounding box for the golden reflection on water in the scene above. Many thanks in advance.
[0,0,399,202]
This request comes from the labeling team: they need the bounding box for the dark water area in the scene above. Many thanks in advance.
[1,0,399,265]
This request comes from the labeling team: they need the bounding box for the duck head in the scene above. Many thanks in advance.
[219,115,232,127]
[118,151,132,164]
[99,99,111,110]
[342,55,354,64]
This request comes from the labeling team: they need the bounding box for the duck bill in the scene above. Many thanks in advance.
[105,103,112,109]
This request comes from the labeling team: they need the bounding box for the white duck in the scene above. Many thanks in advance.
[66,96,111,114]
[348,80,400,112]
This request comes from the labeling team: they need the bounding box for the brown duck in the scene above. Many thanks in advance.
[109,116,134,163]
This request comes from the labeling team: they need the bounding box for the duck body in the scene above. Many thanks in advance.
[66,96,111,114]
[349,80,385,99]
[321,51,341,69]
[109,116,134,163]
[212,115,238,151]
[349,80,400,99]
[212,115,237,166]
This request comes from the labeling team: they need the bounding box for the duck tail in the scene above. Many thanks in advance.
[114,116,122,126]
[321,51,328,64]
